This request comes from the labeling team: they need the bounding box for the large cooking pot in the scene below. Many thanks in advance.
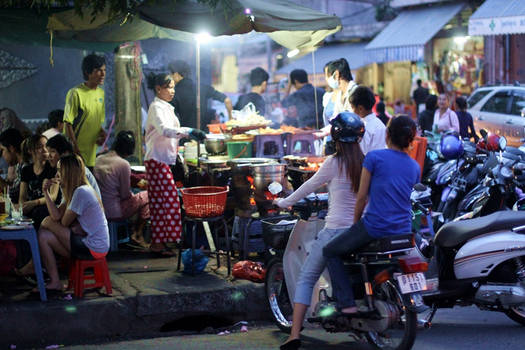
[251,163,287,192]
[204,134,231,154]
[200,158,229,172]
[228,158,277,191]
[227,158,276,172]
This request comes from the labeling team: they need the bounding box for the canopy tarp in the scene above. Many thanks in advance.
[47,0,341,50]
[364,2,464,64]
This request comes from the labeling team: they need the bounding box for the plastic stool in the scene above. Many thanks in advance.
[108,219,130,252]
[67,257,112,298]
[286,133,316,156]
[177,216,231,276]
[254,134,284,159]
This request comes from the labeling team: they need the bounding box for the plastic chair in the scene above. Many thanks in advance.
[286,133,316,156]
[254,134,285,159]
[408,136,428,177]
[108,219,130,252]
[67,257,112,298]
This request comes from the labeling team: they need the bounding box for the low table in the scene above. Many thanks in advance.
[0,226,47,301]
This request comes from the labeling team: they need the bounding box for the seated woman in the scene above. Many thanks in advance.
[38,154,109,292]
[274,112,365,350]
[46,134,101,199]
[94,131,150,247]
[323,116,420,315]
[19,134,59,230]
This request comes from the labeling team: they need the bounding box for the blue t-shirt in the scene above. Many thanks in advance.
[362,149,420,238]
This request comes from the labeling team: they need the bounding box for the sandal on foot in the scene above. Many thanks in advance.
[280,339,301,350]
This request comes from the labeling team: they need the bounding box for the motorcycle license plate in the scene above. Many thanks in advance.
[396,273,427,294]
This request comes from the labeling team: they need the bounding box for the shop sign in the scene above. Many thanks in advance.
[469,16,525,36]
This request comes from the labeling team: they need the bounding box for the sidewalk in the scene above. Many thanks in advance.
[0,247,270,349]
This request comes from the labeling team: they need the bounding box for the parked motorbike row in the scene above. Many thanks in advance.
[263,130,525,350]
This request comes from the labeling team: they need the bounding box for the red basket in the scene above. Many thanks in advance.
[181,186,229,218]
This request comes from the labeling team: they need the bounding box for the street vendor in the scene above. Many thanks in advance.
[168,60,233,130]
[234,67,269,116]
[315,58,358,155]
[144,73,206,256]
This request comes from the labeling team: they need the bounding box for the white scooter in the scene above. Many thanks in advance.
[410,199,525,327]
[265,196,428,350]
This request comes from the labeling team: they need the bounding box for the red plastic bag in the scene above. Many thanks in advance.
[232,261,266,283]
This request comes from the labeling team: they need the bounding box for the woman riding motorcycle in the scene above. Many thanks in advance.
[274,112,365,350]
[323,115,420,315]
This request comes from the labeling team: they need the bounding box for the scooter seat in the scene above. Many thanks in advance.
[434,211,525,248]
[356,234,414,254]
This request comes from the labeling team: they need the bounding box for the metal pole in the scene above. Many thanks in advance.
[312,51,319,130]
[196,40,201,130]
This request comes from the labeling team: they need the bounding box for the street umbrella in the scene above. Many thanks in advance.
[47,0,341,128]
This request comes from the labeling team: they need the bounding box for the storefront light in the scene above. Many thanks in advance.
[196,31,212,44]
[453,36,469,46]
[287,49,299,58]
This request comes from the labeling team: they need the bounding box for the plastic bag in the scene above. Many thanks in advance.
[181,248,209,274]
[232,261,266,283]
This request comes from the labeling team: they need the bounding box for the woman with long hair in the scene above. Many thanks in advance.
[274,112,365,350]
[323,116,420,315]
[19,134,60,230]
[38,154,109,292]
[144,73,206,256]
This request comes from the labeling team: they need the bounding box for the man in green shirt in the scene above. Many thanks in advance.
[64,54,107,170]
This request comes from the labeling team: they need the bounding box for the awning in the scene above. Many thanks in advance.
[364,3,464,64]
[469,0,525,36]
[276,42,367,76]
[47,0,341,51]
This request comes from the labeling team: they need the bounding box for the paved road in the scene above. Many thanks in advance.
[62,306,524,350]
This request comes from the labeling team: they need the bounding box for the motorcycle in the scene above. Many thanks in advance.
[265,195,427,350]
[409,205,525,328]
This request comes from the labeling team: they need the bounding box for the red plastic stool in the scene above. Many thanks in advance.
[67,257,112,298]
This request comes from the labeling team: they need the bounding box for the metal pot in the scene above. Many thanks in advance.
[251,163,287,192]
[200,158,229,173]
[204,135,230,154]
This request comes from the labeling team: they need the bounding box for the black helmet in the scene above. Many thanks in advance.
[330,112,365,143]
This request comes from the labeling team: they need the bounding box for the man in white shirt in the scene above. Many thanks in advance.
[349,86,386,155]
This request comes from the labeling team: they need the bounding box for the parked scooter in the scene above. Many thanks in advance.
[265,196,427,350]
[410,207,525,327]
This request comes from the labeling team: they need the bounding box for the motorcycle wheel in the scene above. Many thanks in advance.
[265,258,293,333]
[506,306,525,326]
[365,281,418,350]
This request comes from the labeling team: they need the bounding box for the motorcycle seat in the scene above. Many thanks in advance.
[356,234,414,255]
[434,211,525,248]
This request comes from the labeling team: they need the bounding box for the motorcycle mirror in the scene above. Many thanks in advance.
[413,183,427,192]
[499,136,507,151]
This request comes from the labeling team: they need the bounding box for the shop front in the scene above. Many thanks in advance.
[469,0,525,85]
[363,2,484,107]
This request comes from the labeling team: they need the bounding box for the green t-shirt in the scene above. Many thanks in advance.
[64,83,105,167]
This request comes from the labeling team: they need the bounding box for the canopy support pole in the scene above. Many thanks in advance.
[312,51,319,130]
[196,41,201,130]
